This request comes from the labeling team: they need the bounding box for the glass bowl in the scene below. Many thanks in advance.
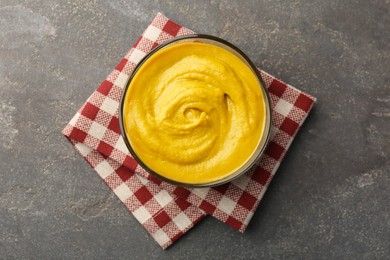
[119,34,271,188]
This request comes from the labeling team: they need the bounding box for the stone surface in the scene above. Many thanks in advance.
[0,0,389,258]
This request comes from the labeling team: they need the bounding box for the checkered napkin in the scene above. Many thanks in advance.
[62,13,316,249]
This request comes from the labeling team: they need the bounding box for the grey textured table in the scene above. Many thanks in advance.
[1,0,389,259]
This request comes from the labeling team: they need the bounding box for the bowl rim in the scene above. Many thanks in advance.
[119,34,272,188]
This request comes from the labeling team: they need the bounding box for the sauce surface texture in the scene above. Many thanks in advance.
[123,41,266,184]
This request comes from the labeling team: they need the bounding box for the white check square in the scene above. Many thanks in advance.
[192,187,210,200]
[88,122,106,139]
[143,25,162,41]
[115,137,129,154]
[114,183,133,202]
[129,49,146,64]
[75,142,92,157]
[100,97,119,115]
[114,72,129,89]
[133,206,152,224]
[94,160,114,179]
[135,172,149,185]
[232,175,251,191]
[274,99,293,117]
[69,112,80,126]
[152,229,170,247]
[218,196,236,215]
[173,212,192,231]
[154,190,173,207]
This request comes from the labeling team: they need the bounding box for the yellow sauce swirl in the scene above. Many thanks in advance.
[123,41,266,184]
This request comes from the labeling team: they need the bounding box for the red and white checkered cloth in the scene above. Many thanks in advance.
[62,13,316,249]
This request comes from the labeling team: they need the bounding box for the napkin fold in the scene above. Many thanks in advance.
[63,13,316,249]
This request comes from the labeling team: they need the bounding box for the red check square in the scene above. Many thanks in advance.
[82,103,100,121]
[134,186,153,204]
[116,165,132,182]
[154,210,171,228]
[124,156,138,172]
[116,58,128,71]
[252,168,272,186]
[226,216,242,230]
[97,141,114,155]
[162,20,182,36]
[295,93,314,112]
[280,117,300,136]
[107,117,120,134]
[69,127,87,142]
[237,191,257,211]
[265,141,285,161]
[199,201,216,213]
[268,79,287,97]
[97,80,113,96]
